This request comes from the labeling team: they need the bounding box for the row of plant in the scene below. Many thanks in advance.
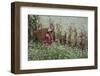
[28,42,88,60]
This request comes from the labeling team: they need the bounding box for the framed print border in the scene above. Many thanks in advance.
[11,2,98,74]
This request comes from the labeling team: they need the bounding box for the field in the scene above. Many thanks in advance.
[28,42,88,61]
[28,15,88,61]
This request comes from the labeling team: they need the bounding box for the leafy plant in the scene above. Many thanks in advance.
[28,42,88,61]
[28,15,40,42]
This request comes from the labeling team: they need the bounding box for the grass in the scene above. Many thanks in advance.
[28,42,88,61]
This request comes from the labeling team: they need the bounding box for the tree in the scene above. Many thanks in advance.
[28,15,40,42]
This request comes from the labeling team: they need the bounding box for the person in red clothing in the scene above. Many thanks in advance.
[43,23,54,47]
[43,31,53,47]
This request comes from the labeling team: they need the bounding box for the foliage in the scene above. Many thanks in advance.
[28,15,40,42]
[28,42,88,61]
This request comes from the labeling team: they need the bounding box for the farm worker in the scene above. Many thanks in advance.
[48,23,54,41]
[43,23,55,47]
[43,31,52,47]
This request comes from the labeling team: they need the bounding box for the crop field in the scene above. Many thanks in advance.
[28,42,88,61]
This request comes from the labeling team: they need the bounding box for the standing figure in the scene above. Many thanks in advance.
[48,22,55,41]
[71,27,77,47]
[67,26,72,47]
[43,23,55,47]
[77,31,84,50]
[43,31,52,47]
